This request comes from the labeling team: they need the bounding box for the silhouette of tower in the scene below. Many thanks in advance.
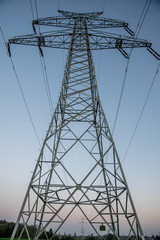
[8,10,159,240]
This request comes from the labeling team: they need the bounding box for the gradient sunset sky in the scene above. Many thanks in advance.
[0,0,160,236]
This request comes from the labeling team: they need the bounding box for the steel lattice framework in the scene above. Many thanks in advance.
[9,10,159,240]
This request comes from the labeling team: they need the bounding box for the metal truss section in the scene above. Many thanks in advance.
[33,16,132,30]
[10,10,159,240]
[8,10,159,59]
[9,30,151,49]
[9,30,153,59]
[32,14,134,35]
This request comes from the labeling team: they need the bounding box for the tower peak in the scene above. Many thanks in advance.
[58,10,103,19]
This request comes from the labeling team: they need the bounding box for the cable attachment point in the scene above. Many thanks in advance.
[38,35,45,57]
[38,35,45,47]
[115,39,128,58]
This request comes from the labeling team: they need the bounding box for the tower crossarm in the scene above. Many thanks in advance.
[57,10,132,35]
[8,30,159,59]
[33,16,134,35]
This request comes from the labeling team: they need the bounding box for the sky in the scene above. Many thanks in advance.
[0,0,160,237]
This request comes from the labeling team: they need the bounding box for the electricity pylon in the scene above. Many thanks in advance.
[8,10,160,240]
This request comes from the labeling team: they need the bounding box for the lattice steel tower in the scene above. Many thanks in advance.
[9,10,159,240]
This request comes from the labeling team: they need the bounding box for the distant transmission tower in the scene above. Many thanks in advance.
[79,217,85,236]
[8,10,159,240]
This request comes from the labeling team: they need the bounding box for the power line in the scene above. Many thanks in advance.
[34,0,39,20]
[111,0,157,162]
[122,62,160,162]
[112,0,152,136]
[0,26,41,148]
[121,0,155,161]
[29,0,54,115]
[29,0,35,19]
[135,0,152,36]
[39,54,54,114]
[111,57,131,136]
[58,0,60,11]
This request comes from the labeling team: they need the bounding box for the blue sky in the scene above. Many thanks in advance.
[0,0,160,236]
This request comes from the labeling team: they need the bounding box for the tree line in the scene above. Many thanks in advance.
[0,220,59,239]
[0,220,160,240]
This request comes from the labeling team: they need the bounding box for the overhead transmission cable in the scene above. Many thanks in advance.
[135,0,152,36]
[30,0,54,116]
[29,0,34,20]
[34,0,54,114]
[121,0,157,162]
[122,62,160,162]
[0,26,41,148]
[112,0,152,136]
[110,0,158,163]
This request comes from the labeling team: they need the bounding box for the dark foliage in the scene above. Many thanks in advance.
[0,220,159,240]
[0,220,53,239]
[85,234,98,240]
[0,220,15,238]
[0,220,76,240]
[103,234,114,240]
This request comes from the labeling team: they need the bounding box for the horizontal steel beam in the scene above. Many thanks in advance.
[8,31,152,55]
[32,16,134,34]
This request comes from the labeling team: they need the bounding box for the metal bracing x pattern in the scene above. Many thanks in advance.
[9,10,160,240]
[9,30,151,51]
[32,10,133,34]
[8,11,160,59]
